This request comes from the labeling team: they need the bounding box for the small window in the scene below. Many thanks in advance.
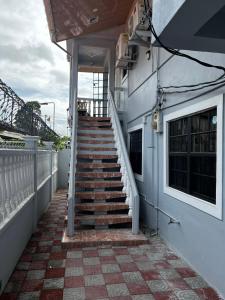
[129,129,143,176]
[169,108,217,204]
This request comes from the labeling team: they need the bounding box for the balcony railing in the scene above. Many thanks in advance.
[77,97,108,117]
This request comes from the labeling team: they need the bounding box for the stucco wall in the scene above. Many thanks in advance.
[123,46,225,298]
[58,149,70,189]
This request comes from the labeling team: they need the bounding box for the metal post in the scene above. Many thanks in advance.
[24,136,39,232]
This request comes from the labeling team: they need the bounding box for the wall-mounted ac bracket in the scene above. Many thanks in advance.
[128,39,150,48]
[136,29,151,38]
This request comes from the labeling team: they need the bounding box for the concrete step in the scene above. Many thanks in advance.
[76,181,123,189]
[62,229,149,248]
[78,133,114,140]
[75,191,126,200]
[76,172,122,179]
[78,140,115,145]
[78,117,111,122]
[78,150,117,155]
[76,202,129,212]
[78,129,113,136]
[75,214,132,226]
[78,121,112,128]
[78,146,116,152]
[77,163,120,169]
[77,154,118,160]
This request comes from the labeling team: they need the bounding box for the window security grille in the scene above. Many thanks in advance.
[168,107,217,204]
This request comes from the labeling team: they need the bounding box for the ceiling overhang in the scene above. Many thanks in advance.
[43,0,134,42]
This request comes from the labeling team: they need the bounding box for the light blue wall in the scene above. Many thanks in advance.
[122,46,225,298]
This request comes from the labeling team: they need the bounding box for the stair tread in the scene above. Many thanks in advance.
[77,154,118,159]
[78,122,112,127]
[62,229,149,248]
[77,163,120,169]
[78,127,113,131]
[76,172,122,178]
[76,191,126,200]
[78,140,114,144]
[76,203,129,211]
[78,147,116,151]
[76,214,131,220]
[78,133,114,138]
[79,117,111,121]
[76,181,123,188]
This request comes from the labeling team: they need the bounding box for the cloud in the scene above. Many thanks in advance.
[0,0,70,136]
[0,44,54,65]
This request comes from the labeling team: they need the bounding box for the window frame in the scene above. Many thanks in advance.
[128,124,144,182]
[163,95,223,219]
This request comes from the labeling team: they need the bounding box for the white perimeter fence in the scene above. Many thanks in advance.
[0,137,58,230]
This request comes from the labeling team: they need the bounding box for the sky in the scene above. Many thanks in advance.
[0,0,93,136]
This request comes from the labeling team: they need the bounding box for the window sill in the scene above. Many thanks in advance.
[164,185,222,220]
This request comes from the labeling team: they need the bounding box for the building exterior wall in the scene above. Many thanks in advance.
[121,46,225,298]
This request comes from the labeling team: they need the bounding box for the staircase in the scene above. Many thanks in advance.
[75,116,132,230]
[63,94,148,247]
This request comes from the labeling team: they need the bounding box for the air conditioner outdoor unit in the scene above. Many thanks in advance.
[128,0,148,40]
[116,33,131,68]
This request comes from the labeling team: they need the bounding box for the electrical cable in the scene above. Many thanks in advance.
[143,6,225,92]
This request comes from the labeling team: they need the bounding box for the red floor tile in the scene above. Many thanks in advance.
[104,273,124,284]
[175,267,197,278]
[64,276,84,288]
[195,288,221,300]
[45,268,65,278]
[120,263,138,272]
[40,289,63,300]
[127,282,150,295]
[141,270,161,280]
[21,279,43,292]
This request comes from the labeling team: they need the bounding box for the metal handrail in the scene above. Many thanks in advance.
[108,91,140,234]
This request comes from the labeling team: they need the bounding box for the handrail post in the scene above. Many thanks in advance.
[24,136,39,232]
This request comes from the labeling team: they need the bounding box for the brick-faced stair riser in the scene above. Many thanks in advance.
[75,191,126,200]
[76,172,122,179]
[76,202,129,212]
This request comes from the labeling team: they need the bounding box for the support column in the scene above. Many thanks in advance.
[67,41,79,237]
[24,136,39,232]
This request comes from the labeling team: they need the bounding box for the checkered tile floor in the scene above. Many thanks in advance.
[0,190,221,300]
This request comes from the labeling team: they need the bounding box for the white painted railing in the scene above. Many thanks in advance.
[0,139,58,229]
[108,92,140,234]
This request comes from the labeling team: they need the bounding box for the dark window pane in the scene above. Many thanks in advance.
[191,134,200,152]
[200,133,209,152]
[170,136,188,152]
[191,116,199,133]
[209,132,216,152]
[130,129,142,175]
[168,106,217,204]
[199,112,210,132]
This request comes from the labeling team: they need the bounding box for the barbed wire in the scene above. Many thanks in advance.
[0,78,58,141]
